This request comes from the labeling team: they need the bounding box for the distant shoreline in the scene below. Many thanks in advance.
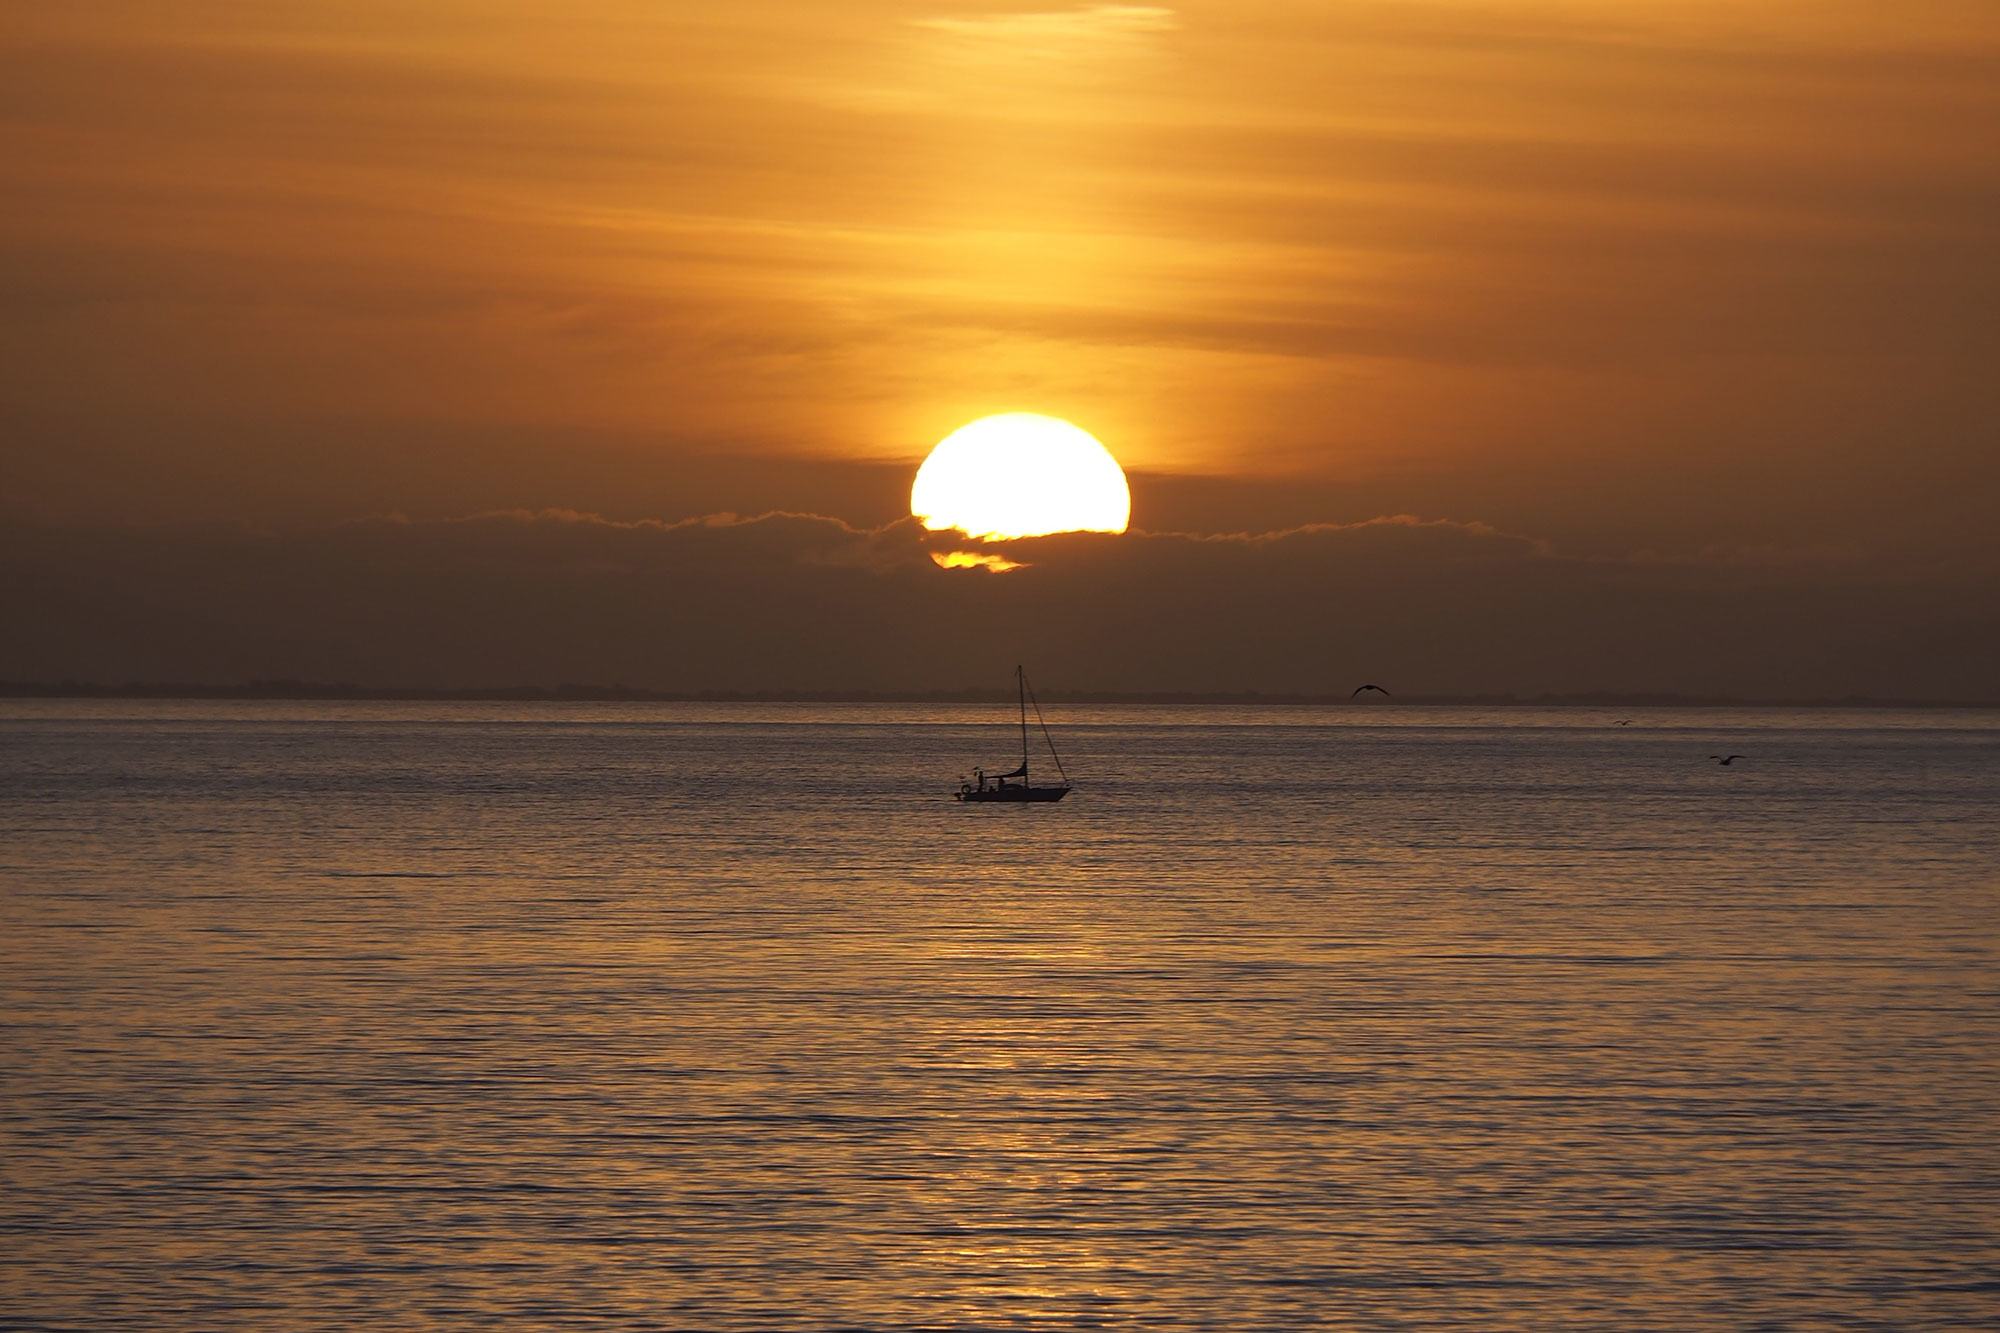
[3,682,1993,709]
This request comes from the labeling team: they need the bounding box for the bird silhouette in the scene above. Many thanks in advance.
[1615,719,1633,726]
[1709,754,1745,766]
[1351,684,1393,700]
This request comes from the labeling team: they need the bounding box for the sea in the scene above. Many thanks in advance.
[3,700,1996,1329]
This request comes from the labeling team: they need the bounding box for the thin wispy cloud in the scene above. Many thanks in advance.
[912,5,1178,48]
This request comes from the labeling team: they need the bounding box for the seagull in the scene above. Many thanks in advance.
[1709,754,1745,766]
[1351,684,1393,700]
[1614,719,1633,726]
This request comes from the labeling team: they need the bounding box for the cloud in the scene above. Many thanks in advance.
[3,509,1992,699]
[932,550,1027,573]
[1139,513,1552,556]
[343,508,936,575]
[913,5,1178,46]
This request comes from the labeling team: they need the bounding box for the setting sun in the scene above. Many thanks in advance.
[911,414,1131,541]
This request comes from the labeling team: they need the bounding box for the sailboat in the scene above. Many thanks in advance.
[956,665,1073,803]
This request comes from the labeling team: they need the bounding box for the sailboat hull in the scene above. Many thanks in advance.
[957,785,1070,803]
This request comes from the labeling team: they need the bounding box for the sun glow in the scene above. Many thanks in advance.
[911,414,1131,541]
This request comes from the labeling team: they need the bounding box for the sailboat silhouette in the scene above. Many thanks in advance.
[956,665,1073,803]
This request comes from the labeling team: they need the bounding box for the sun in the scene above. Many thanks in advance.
[911,414,1131,541]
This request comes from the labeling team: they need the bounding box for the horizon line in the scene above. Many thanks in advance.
[3,681,1994,710]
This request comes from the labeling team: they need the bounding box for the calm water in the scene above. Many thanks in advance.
[3,702,1997,1329]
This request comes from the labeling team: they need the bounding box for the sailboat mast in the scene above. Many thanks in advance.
[1017,664,1029,778]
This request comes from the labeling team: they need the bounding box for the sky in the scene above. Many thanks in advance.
[3,2,1996,696]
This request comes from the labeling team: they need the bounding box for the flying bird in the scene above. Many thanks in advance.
[1710,754,1745,766]
[1615,719,1633,726]
[1351,684,1393,700]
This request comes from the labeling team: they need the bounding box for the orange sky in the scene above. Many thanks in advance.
[3,3,1996,693]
